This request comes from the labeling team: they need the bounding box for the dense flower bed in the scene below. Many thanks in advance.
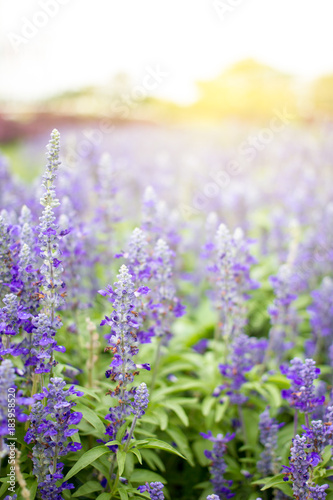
[1,125,333,500]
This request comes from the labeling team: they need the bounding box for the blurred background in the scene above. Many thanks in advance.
[0,0,333,182]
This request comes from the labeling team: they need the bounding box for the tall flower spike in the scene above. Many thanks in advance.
[0,215,12,300]
[200,431,235,499]
[257,408,284,476]
[283,432,328,499]
[307,277,333,360]
[207,223,258,341]
[281,358,324,414]
[39,129,64,316]
[133,382,149,418]
[149,238,185,344]
[0,359,16,459]
[24,378,83,500]
[214,333,267,405]
[99,264,150,441]
[267,265,300,360]
[31,129,66,374]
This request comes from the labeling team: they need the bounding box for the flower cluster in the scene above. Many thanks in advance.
[214,333,267,404]
[148,237,186,344]
[138,481,165,500]
[201,431,235,499]
[283,429,329,499]
[281,358,324,414]
[0,359,16,458]
[0,215,12,300]
[99,265,151,440]
[307,277,333,361]
[267,265,300,359]
[207,223,258,339]
[257,408,284,476]
[38,129,65,314]
[25,378,83,499]
[29,129,67,374]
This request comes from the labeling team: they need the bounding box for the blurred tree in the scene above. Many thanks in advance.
[311,74,333,116]
[191,59,298,121]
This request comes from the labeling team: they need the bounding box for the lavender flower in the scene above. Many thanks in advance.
[0,293,31,358]
[0,359,16,458]
[99,264,150,440]
[283,432,328,499]
[132,382,149,418]
[124,227,153,344]
[149,238,185,344]
[257,408,284,476]
[207,224,258,340]
[138,481,165,500]
[207,496,221,500]
[24,377,83,500]
[201,431,235,499]
[0,215,12,299]
[30,129,66,374]
[267,265,300,360]
[281,358,324,414]
[38,129,65,316]
[307,277,333,360]
[29,313,65,374]
[214,333,267,404]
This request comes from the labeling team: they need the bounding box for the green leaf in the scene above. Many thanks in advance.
[272,481,293,497]
[321,445,333,467]
[116,421,129,442]
[162,401,189,426]
[140,449,166,472]
[72,481,103,497]
[215,398,229,423]
[131,439,149,449]
[261,473,286,490]
[118,486,129,500]
[117,449,127,476]
[129,447,143,464]
[130,469,167,484]
[104,440,121,447]
[96,493,111,500]
[251,476,274,486]
[264,383,283,408]
[140,439,186,459]
[154,407,168,430]
[76,403,106,435]
[202,396,216,417]
[165,426,195,466]
[64,446,110,480]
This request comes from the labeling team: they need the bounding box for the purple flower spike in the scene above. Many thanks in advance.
[138,481,165,500]
[281,357,324,414]
[201,432,235,498]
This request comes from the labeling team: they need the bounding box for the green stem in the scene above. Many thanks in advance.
[150,337,162,393]
[238,405,249,456]
[124,416,138,453]
[53,444,58,475]
[305,412,310,428]
[109,468,120,499]
[294,409,298,436]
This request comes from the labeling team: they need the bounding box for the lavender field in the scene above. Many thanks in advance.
[0,120,333,500]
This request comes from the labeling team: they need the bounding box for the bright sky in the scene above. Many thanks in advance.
[0,0,333,104]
